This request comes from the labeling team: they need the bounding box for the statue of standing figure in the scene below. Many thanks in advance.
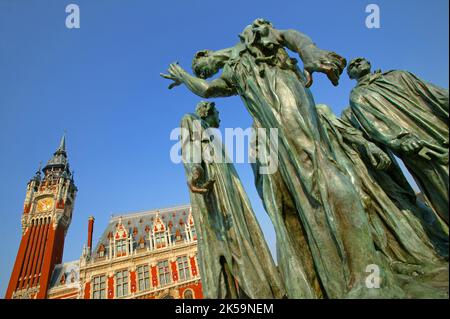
[316,104,448,267]
[180,101,285,299]
[163,19,406,298]
[347,57,449,226]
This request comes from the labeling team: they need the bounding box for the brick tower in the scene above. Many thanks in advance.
[5,134,77,299]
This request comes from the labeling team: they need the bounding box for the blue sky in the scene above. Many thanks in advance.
[0,0,448,296]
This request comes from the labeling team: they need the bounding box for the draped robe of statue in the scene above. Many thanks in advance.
[250,121,322,299]
[180,113,285,299]
[341,107,449,255]
[349,70,449,225]
[213,26,404,298]
[316,104,448,270]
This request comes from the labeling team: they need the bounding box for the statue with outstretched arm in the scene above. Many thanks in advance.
[163,19,406,298]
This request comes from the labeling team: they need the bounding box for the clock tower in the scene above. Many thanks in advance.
[5,134,78,299]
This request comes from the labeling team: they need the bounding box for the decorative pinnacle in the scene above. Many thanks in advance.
[33,161,42,181]
[57,132,66,153]
[37,161,42,174]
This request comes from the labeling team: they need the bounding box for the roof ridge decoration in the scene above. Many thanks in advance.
[153,211,166,232]
[115,217,128,240]
[109,204,191,222]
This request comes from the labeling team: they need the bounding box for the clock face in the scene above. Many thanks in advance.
[36,198,54,213]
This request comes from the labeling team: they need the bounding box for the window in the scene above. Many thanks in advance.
[177,256,190,281]
[175,229,182,241]
[97,244,105,258]
[116,239,127,256]
[155,231,166,248]
[115,270,129,298]
[191,227,197,241]
[157,260,171,286]
[92,275,106,299]
[137,265,150,291]
[183,289,194,299]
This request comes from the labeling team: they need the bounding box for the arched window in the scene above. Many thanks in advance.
[183,289,194,299]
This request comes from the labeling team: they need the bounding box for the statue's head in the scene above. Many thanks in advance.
[347,57,372,80]
[192,50,223,79]
[251,18,273,37]
[239,18,273,45]
[195,101,220,128]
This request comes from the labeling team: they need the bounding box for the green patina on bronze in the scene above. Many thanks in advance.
[318,103,448,265]
[348,57,449,225]
[162,20,449,299]
[180,101,285,299]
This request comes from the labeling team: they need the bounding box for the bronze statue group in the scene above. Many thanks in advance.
[161,19,449,299]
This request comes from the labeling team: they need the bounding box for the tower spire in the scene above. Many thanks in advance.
[58,132,66,153]
[6,132,77,299]
[44,132,68,172]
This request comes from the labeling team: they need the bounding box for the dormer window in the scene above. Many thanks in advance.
[138,236,145,249]
[155,231,166,249]
[70,270,76,283]
[116,239,127,257]
[175,229,183,242]
[191,227,197,241]
[97,243,106,259]
[60,273,66,285]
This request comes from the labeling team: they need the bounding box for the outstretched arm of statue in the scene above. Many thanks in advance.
[278,29,346,88]
[160,63,236,98]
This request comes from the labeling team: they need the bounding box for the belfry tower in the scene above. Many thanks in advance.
[5,134,77,299]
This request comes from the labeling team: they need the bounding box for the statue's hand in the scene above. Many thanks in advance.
[303,50,347,88]
[188,166,215,194]
[390,133,423,155]
[365,142,391,170]
[160,62,186,89]
[188,179,215,195]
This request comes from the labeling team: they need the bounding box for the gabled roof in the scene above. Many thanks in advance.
[49,260,80,290]
[92,204,194,259]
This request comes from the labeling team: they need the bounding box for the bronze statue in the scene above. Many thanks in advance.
[163,19,405,298]
[250,120,321,298]
[316,104,448,267]
[180,101,285,299]
[347,57,449,226]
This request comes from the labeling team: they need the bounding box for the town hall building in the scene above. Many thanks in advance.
[5,136,203,299]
